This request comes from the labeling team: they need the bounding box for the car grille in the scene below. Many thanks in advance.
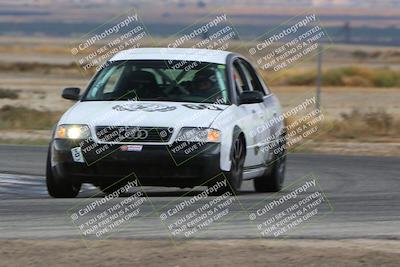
[95,126,173,143]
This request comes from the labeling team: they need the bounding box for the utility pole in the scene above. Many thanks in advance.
[316,44,322,112]
[344,21,351,44]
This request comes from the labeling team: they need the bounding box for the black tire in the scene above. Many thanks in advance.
[46,147,81,198]
[254,141,286,192]
[219,133,245,195]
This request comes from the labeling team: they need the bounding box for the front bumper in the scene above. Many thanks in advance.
[51,139,222,187]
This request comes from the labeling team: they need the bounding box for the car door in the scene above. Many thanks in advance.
[232,59,266,168]
[238,59,279,165]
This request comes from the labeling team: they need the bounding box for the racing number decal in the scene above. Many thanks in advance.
[71,147,85,163]
[183,104,223,111]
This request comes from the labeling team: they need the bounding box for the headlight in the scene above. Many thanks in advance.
[55,124,91,139]
[176,127,221,143]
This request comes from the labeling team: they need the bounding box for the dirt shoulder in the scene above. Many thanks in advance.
[1,239,400,267]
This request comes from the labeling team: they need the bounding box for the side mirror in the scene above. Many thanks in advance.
[239,91,264,105]
[62,87,80,101]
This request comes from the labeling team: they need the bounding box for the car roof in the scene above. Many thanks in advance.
[109,48,233,64]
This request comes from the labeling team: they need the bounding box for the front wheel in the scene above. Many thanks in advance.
[46,147,81,198]
[219,135,245,195]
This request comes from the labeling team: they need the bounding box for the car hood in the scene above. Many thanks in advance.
[59,101,228,128]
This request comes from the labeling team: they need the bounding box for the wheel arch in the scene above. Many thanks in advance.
[236,127,247,158]
[220,125,246,171]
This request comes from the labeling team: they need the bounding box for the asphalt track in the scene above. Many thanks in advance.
[0,144,399,240]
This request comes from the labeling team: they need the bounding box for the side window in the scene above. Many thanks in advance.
[256,71,271,95]
[232,60,249,94]
[239,59,267,96]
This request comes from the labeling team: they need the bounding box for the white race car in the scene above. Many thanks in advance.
[47,48,286,197]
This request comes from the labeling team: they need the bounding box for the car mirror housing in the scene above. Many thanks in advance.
[62,87,81,101]
[239,91,264,105]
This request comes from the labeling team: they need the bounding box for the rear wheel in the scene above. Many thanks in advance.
[254,140,286,192]
[46,147,81,198]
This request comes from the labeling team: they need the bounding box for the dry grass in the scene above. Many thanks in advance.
[0,61,85,75]
[0,105,61,130]
[317,109,400,142]
[284,108,400,145]
[0,88,19,99]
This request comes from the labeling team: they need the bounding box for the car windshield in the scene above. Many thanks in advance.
[82,60,229,104]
